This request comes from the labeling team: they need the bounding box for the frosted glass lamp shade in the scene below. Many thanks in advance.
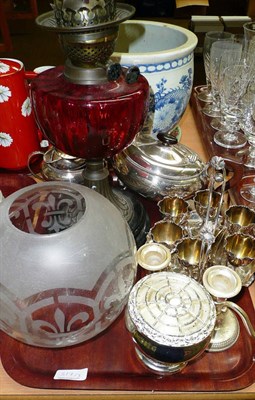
[0,181,137,348]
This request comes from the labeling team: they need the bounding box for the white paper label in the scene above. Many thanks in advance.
[54,368,88,381]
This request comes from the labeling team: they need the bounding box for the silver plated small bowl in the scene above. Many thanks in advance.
[224,233,255,267]
[136,242,171,272]
[147,220,184,252]
[175,237,203,280]
[157,196,189,225]
[194,189,221,220]
[225,205,255,236]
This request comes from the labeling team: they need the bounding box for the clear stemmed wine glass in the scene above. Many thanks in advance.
[198,31,233,103]
[240,175,255,203]
[243,21,255,67]
[203,40,242,119]
[210,34,245,130]
[200,31,233,110]
[213,63,250,149]
[241,89,255,168]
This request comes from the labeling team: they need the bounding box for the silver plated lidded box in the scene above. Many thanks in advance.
[113,132,207,201]
[126,271,216,374]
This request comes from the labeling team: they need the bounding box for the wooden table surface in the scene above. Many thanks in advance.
[0,103,254,399]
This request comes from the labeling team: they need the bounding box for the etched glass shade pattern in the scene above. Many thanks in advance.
[0,182,137,348]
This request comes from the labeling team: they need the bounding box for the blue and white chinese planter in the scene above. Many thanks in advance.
[112,20,198,138]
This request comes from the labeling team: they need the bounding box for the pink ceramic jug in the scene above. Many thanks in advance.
[0,58,40,170]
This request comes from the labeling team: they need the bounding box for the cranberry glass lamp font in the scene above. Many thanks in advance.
[30,1,150,244]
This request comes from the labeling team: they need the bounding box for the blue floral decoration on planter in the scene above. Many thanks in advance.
[143,68,193,135]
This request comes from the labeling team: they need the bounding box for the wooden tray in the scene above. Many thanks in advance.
[0,172,35,197]
[191,86,255,208]
[0,163,254,392]
[0,287,254,392]
[0,191,254,393]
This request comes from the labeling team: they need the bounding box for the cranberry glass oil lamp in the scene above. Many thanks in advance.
[30,0,150,244]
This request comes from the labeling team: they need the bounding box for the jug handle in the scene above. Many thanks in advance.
[25,66,55,80]
[223,300,255,339]
[27,151,45,181]
[24,71,38,80]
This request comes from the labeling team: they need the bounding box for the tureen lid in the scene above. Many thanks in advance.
[120,132,205,181]
[128,271,216,347]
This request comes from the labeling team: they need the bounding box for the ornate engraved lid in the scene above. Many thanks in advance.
[127,271,216,347]
[120,132,206,182]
